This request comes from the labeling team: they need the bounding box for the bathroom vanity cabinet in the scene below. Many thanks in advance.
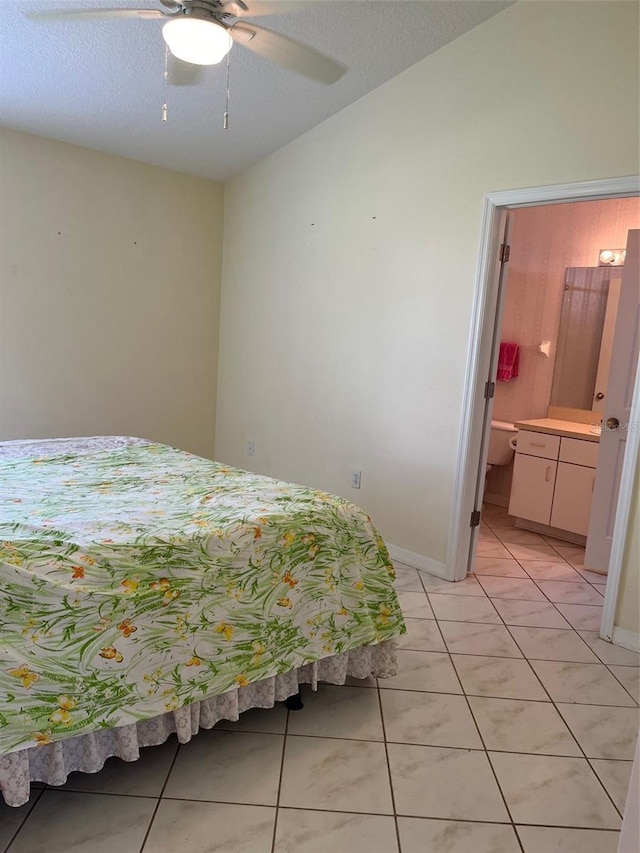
[509,420,600,539]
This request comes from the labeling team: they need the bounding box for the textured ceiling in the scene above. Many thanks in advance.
[0,0,513,180]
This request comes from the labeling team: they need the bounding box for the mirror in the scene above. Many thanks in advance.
[549,266,622,413]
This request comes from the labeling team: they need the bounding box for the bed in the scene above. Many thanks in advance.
[0,436,405,806]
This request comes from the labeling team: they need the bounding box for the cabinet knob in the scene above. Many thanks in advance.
[595,392,605,401]
[606,417,620,430]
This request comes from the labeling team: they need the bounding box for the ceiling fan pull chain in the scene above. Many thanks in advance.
[223,48,231,130]
[162,44,169,123]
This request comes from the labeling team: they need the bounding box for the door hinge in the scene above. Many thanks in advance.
[470,509,481,528]
[499,243,510,263]
[484,381,495,399]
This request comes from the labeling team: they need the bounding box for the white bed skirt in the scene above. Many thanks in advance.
[0,641,397,807]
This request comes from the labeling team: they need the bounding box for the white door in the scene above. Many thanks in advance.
[585,230,640,571]
[466,213,513,573]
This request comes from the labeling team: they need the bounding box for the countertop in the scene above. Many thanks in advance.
[514,418,601,442]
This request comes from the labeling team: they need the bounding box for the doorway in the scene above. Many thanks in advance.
[447,176,640,646]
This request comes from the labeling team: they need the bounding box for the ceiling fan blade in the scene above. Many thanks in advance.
[27,8,167,22]
[166,54,206,86]
[221,1,313,17]
[231,22,346,84]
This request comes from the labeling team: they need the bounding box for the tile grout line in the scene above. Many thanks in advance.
[404,577,606,626]
[423,585,604,629]
[68,757,625,828]
[440,625,533,850]
[23,791,627,834]
[588,755,633,815]
[516,562,605,600]
[3,787,45,853]
[275,803,620,830]
[501,623,604,666]
[476,529,631,824]
[425,589,504,624]
[488,526,605,631]
[439,633,528,847]
[141,793,625,831]
[483,534,604,627]
[526,575,606,609]
[586,756,634,819]
[431,518,622,836]
[517,561,606,595]
[484,519,584,564]
[503,536,617,635]
[377,686,634,709]
[477,564,596,612]
[436,639,606,666]
[551,702,628,822]
[140,741,182,849]
[269,704,290,853]
[473,616,559,707]
[460,689,526,853]
[573,643,640,669]
[375,682,402,853]
[604,665,640,706]
[138,736,183,852]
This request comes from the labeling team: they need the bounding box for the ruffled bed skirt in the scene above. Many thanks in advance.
[0,641,397,807]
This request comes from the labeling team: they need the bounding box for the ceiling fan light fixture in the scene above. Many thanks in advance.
[162,17,232,66]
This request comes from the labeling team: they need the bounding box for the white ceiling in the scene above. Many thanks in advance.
[0,0,513,181]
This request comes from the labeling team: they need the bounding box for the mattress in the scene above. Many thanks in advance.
[0,437,405,756]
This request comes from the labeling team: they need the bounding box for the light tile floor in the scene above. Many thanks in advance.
[1,504,638,852]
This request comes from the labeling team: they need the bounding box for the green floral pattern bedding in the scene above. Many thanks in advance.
[0,439,404,754]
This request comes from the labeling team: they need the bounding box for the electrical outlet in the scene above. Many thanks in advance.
[246,440,255,457]
[351,469,361,489]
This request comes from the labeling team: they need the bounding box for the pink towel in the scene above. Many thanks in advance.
[497,342,520,382]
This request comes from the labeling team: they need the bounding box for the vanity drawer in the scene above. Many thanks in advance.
[516,430,560,460]
[559,437,600,468]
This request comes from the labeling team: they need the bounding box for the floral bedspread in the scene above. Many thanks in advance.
[0,438,404,754]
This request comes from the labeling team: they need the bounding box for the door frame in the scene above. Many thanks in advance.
[447,177,640,641]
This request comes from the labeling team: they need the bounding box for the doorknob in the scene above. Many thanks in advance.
[606,417,620,430]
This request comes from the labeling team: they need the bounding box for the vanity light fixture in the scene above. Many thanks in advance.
[598,248,626,266]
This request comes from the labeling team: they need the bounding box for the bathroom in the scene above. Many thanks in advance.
[476,196,639,630]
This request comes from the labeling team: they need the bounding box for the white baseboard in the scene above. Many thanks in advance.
[611,627,640,654]
[387,543,447,579]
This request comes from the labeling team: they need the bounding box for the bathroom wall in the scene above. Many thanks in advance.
[485,196,640,505]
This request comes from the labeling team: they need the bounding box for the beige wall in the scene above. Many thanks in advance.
[216,1,639,568]
[0,129,224,458]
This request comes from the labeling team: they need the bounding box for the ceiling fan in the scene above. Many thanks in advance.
[27,0,347,85]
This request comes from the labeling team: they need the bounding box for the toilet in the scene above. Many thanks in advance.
[486,420,518,474]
